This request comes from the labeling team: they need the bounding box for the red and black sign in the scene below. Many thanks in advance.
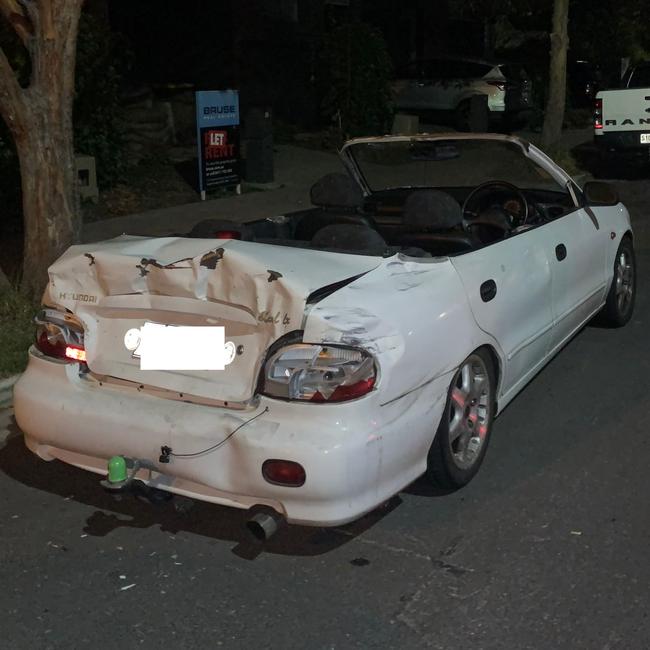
[199,125,240,189]
[196,90,241,194]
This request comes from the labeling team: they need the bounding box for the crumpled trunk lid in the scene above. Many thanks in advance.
[47,236,381,403]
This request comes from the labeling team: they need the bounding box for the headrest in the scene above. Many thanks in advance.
[403,190,462,230]
[310,173,363,209]
[311,224,387,256]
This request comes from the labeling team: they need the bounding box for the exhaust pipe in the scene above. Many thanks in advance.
[246,508,285,541]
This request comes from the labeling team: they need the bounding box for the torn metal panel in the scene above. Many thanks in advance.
[47,236,381,403]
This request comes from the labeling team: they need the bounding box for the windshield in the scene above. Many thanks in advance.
[348,138,563,193]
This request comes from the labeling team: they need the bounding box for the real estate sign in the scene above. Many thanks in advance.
[196,90,240,198]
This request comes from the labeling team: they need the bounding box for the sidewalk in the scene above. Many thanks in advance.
[82,145,342,243]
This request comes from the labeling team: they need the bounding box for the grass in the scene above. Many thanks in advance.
[0,284,38,379]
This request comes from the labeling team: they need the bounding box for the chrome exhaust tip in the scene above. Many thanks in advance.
[246,508,285,541]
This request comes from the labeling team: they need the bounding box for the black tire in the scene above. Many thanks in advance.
[426,348,496,489]
[600,236,636,327]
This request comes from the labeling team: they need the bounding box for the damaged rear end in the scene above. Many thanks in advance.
[15,235,389,527]
[39,235,381,406]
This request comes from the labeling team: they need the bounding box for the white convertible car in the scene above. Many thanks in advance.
[14,134,635,539]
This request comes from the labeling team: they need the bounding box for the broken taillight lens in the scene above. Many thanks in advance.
[34,310,86,363]
[261,344,376,403]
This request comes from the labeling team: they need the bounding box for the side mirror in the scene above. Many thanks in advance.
[583,181,619,206]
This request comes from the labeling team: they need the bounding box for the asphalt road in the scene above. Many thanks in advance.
[1,207,649,650]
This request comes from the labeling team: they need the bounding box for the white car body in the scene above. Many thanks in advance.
[14,134,633,528]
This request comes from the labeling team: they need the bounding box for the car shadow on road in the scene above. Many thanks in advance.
[0,421,400,560]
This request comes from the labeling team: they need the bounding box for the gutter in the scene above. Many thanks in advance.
[0,373,21,409]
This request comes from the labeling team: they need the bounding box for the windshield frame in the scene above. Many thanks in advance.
[339,133,576,200]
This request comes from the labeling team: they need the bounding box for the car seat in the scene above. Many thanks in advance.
[396,190,476,255]
[294,173,377,241]
[311,224,390,256]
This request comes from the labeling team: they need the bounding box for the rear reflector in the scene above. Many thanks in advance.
[262,459,306,487]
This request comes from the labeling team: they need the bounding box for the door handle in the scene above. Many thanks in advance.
[480,279,497,302]
[555,244,567,261]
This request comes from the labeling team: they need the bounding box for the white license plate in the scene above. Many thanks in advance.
[641,134,650,144]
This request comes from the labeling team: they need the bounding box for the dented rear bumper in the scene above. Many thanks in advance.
[14,348,448,527]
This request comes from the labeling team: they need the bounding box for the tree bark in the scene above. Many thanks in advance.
[541,0,570,150]
[0,0,83,297]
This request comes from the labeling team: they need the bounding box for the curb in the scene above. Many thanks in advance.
[0,373,21,409]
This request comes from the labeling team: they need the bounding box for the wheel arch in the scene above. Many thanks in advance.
[476,343,504,414]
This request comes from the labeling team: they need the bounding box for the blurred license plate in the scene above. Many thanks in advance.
[137,323,227,370]
[641,134,650,144]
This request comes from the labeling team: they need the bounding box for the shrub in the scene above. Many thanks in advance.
[0,285,37,378]
[74,13,131,189]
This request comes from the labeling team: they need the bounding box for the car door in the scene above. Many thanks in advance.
[451,229,554,396]
[539,201,609,352]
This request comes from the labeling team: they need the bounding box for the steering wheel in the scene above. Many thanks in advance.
[461,180,529,230]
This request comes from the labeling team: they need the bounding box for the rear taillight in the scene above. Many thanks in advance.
[34,310,86,363]
[310,377,376,403]
[594,98,603,129]
[261,343,376,403]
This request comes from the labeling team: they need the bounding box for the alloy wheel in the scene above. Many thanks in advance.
[448,354,492,470]
[615,249,634,316]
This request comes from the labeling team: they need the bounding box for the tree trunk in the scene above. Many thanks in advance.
[15,119,78,296]
[541,0,569,150]
[0,0,83,297]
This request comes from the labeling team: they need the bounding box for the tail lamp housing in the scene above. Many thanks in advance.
[594,98,603,129]
[260,343,376,403]
[34,309,86,363]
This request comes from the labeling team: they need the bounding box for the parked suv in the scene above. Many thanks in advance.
[392,57,533,131]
